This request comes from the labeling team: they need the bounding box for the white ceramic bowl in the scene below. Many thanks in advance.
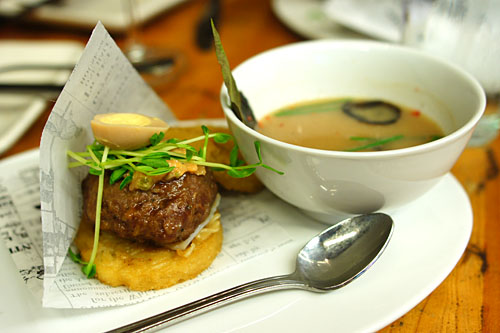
[220,40,485,223]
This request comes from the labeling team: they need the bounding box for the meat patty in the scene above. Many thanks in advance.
[82,171,218,247]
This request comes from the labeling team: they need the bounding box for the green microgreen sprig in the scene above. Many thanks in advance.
[67,127,283,278]
[69,145,109,277]
[68,248,96,278]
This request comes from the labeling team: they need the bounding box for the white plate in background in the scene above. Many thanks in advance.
[0,148,472,332]
[0,41,84,155]
[323,0,404,43]
[31,0,187,32]
[271,0,370,40]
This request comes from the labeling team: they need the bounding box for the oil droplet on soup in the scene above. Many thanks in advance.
[256,98,445,152]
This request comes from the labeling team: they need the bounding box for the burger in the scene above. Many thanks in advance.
[69,113,267,291]
[75,160,222,291]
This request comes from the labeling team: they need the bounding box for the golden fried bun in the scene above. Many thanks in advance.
[74,212,222,291]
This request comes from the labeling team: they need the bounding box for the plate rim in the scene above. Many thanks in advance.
[0,148,473,332]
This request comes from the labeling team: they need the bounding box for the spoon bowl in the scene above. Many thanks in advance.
[108,213,394,333]
[296,213,394,291]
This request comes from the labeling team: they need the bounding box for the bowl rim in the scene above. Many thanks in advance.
[220,39,486,159]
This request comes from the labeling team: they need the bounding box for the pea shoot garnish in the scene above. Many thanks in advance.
[68,126,283,278]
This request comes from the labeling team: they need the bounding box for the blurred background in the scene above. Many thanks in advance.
[0,0,498,157]
[0,0,499,331]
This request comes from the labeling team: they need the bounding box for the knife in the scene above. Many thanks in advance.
[195,0,221,51]
[0,83,64,92]
[0,56,175,92]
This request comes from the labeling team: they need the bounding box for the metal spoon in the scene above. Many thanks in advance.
[107,213,394,333]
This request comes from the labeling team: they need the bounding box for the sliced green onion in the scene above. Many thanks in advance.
[274,99,350,117]
[347,135,404,152]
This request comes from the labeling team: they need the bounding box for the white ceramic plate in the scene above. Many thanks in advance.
[322,0,403,43]
[0,41,83,155]
[271,0,370,40]
[0,149,472,332]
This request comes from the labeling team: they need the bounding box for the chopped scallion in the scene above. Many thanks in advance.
[347,135,404,152]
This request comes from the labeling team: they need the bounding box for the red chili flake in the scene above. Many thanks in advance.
[279,123,284,127]
[411,110,421,117]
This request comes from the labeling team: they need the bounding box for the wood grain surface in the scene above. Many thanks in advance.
[1,0,498,331]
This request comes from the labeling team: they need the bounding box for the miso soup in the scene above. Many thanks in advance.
[256,98,445,152]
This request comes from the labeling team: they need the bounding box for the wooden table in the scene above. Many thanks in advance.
[1,0,498,331]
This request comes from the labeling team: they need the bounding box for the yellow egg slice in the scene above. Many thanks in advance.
[91,113,170,150]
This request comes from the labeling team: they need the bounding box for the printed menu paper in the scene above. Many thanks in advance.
[0,22,294,308]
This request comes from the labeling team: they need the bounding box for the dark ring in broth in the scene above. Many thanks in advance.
[342,100,401,125]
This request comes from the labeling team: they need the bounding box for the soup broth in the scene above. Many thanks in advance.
[256,98,445,152]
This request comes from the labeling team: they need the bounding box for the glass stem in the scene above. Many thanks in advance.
[123,0,146,62]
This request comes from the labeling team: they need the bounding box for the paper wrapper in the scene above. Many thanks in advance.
[31,22,293,308]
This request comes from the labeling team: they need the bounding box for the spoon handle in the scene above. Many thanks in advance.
[106,274,304,333]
